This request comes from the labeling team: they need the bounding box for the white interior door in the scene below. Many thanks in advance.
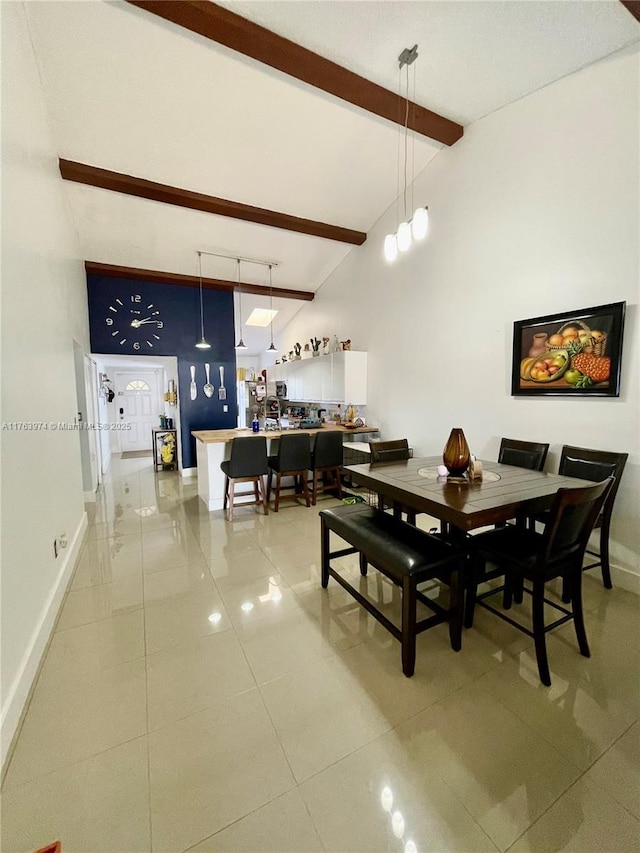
[115,371,161,452]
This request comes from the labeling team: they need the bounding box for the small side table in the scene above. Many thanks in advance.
[152,428,178,471]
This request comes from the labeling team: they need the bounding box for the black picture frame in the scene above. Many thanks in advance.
[511,302,625,397]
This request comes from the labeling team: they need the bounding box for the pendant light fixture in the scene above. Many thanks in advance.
[195,251,211,350]
[383,45,429,262]
[234,258,247,350]
[266,264,278,353]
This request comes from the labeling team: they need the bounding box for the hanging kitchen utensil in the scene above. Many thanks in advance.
[189,365,197,400]
[218,365,226,400]
[204,363,214,398]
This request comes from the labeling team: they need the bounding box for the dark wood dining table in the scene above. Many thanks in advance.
[344,455,597,536]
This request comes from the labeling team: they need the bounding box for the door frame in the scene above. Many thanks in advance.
[114,368,163,452]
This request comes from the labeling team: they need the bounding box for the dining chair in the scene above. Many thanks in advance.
[267,432,312,511]
[220,436,269,521]
[368,439,417,524]
[309,430,343,505]
[498,437,549,472]
[493,437,550,533]
[465,477,612,686]
[533,445,628,596]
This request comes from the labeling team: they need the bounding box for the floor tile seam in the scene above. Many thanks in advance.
[145,685,260,736]
[578,715,640,804]
[143,621,236,663]
[258,673,392,788]
[298,787,329,853]
[175,784,303,853]
[291,720,402,788]
[465,670,589,773]
[502,767,631,852]
[1,732,150,797]
[57,603,145,633]
[436,772,503,853]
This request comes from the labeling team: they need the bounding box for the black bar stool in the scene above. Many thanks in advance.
[267,433,311,511]
[310,430,343,505]
[220,436,269,521]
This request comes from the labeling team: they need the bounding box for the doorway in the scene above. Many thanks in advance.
[114,370,162,452]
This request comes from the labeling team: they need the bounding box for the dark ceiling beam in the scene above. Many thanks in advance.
[620,1,640,22]
[85,261,315,302]
[125,0,463,146]
[60,160,366,246]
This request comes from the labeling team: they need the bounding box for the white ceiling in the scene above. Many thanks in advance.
[24,0,639,355]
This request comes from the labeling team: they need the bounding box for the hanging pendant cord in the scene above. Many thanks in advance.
[396,65,402,229]
[402,63,410,221]
[237,259,242,335]
[269,264,274,346]
[198,251,206,339]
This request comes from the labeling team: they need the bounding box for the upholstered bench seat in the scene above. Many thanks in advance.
[320,505,464,676]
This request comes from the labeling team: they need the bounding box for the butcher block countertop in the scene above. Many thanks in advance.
[192,425,378,444]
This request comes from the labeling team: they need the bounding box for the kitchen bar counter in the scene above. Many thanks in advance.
[192,424,379,510]
[192,424,377,444]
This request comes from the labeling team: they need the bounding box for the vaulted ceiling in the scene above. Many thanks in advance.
[24,0,639,354]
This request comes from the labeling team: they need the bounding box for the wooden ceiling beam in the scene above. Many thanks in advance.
[85,261,315,301]
[125,0,463,146]
[60,160,366,246]
[620,1,640,23]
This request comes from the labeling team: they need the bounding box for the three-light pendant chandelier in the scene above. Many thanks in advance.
[383,44,429,263]
[194,250,279,352]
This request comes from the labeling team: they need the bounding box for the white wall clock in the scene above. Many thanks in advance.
[105,294,164,351]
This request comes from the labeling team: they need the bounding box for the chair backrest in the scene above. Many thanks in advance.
[541,478,613,575]
[559,445,628,526]
[498,438,549,472]
[312,430,344,468]
[276,432,311,471]
[228,436,268,478]
[369,439,412,464]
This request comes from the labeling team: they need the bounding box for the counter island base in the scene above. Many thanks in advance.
[193,426,378,512]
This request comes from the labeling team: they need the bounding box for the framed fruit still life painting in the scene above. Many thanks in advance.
[511,302,625,397]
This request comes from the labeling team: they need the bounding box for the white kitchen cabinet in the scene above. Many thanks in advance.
[326,351,367,404]
[270,351,367,404]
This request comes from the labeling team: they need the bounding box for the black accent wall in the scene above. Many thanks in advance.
[87,274,236,468]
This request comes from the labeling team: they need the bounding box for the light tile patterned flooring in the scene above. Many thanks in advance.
[2,455,639,852]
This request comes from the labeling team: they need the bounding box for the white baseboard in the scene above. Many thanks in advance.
[611,564,640,596]
[181,467,197,478]
[1,511,88,773]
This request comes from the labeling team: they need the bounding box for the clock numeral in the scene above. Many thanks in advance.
[131,294,142,303]
[157,321,163,328]
[133,342,141,350]
[106,318,113,325]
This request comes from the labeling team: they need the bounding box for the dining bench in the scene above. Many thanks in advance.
[319,504,465,676]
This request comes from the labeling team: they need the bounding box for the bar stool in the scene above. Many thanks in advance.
[220,436,269,521]
[309,430,343,505]
[267,433,311,511]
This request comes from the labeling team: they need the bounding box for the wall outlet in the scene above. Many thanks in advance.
[53,533,68,559]
[223,404,228,412]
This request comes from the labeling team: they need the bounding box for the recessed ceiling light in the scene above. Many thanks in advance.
[245,308,278,327]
